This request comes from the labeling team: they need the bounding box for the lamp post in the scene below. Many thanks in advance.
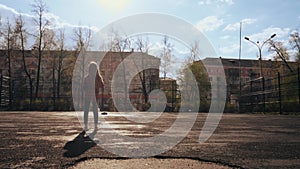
[244,34,276,77]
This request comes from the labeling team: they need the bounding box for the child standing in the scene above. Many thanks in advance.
[83,61,104,131]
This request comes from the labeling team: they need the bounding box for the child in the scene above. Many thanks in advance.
[83,61,104,131]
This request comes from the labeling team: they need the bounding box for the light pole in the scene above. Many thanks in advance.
[244,34,276,77]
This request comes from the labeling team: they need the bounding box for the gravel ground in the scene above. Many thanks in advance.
[0,111,299,169]
[70,158,232,169]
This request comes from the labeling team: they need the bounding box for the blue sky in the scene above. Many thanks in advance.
[0,0,300,61]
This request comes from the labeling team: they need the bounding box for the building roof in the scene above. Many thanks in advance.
[201,57,299,69]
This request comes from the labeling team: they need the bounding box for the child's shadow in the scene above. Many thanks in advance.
[63,130,97,157]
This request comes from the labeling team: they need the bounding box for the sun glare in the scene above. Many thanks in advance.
[97,0,132,14]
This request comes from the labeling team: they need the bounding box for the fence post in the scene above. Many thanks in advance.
[250,80,253,112]
[101,86,104,111]
[278,72,282,114]
[262,77,265,113]
[171,80,174,111]
[0,75,2,107]
[298,67,300,106]
[10,78,13,110]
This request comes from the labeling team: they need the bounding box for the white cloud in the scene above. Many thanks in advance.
[247,27,290,42]
[0,4,99,32]
[219,43,239,54]
[0,4,101,50]
[0,4,34,18]
[242,18,257,25]
[223,22,240,31]
[288,49,298,61]
[42,12,98,32]
[243,27,291,59]
[220,35,230,40]
[198,0,212,5]
[219,0,234,5]
[198,0,234,5]
[223,18,257,31]
[196,16,224,32]
[167,0,188,6]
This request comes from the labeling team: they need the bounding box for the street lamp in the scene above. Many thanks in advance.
[244,33,276,77]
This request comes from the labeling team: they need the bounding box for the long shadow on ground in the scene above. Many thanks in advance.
[63,131,97,157]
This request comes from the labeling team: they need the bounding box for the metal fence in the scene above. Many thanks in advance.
[0,77,182,111]
[0,75,10,109]
[240,68,300,113]
[3,70,300,113]
[0,75,74,111]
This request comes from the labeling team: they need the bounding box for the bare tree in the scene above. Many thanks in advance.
[31,0,50,98]
[134,36,150,104]
[189,40,200,62]
[2,18,14,107]
[73,25,92,52]
[14,15,34,108]
[160,35,173,79]
[42,28,56,50]
[112,32,132,99]
[72,25,92,109]
[181,40,201,71]
[56,29,67,99]
[135,36,149,54]
[73,26,92,81]
[268,40,289,61]
[268,40,293,73]
[45,28,57,104]
[289,30,300,63]
[0,16,1,38]
[109,31,132,52]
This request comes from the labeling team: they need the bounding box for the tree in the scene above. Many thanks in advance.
[73,25,92,52]
[268,40,289,61]
[14,15,34,109]
[110,32,132,108]
[289,30,300,63]
[42,28,56,50]
[135,36,149,54]
[31,0,50,98]
[2,18,14,107]
[160,35,173,79]
[41,28,57,103]
[45,28,57,104]
[188,40,200,62]
[179,61,211,112]
[190,61,211,111]
[268,39,293,73]
[73,26,92,83]
[0,16,1,38]
[134,36,151,105]
[178,41,211,112]
[56,29,67,99]
[72,25,92,109]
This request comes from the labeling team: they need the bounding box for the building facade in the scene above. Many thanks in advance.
[0,50,160,110]
[202,57,299,110]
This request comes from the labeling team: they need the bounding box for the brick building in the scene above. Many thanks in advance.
[0,50,160,110]
[202,57,299,108]
[74,51,160,111]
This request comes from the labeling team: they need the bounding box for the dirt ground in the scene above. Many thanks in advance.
[70,158,231,169]
[0,111,299,169]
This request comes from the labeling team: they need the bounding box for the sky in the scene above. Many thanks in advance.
[0,0,300,61]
